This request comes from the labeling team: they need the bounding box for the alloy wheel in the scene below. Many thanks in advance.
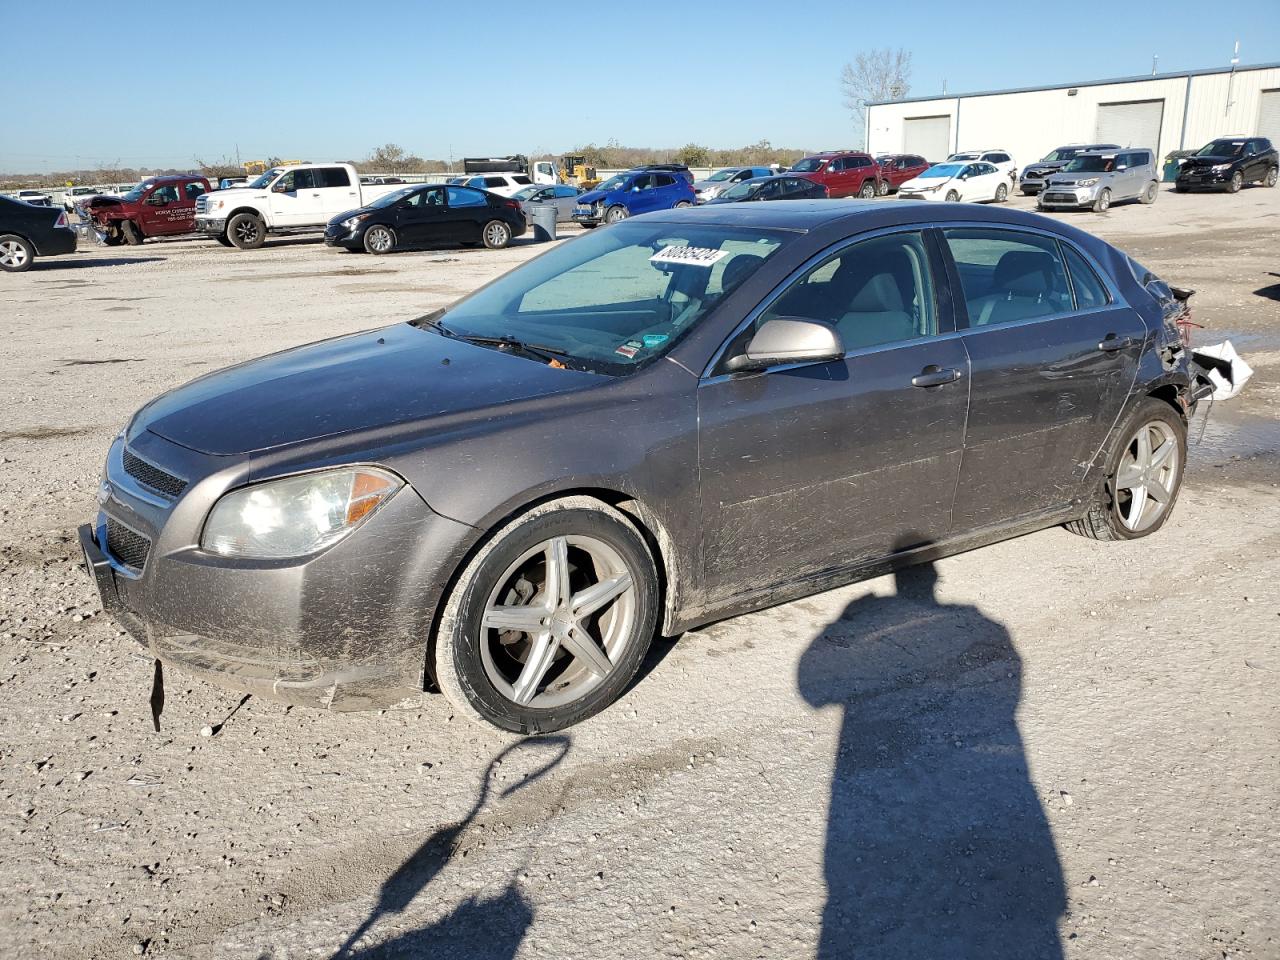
[366,226,394,253]
[1114,420,1180,533]
[234,220,259,244]
[484,222,510,247]
[0,240,29,269]
[479,535,637,709]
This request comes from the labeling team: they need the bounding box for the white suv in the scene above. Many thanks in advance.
[452,173,534,197]
[947,149,1017,184]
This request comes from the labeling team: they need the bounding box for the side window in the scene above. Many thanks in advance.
[484,177,505,188]
[758,180,782,199]
[760,231,937,350]
[944,228,1073,327]
[512,175,532,185]
[184,181,206,200]
[151,184,179,203]
[316,167,351,188]
[828,158,845,173]
[656,173,676,188]
[445,186,485,207]
[1062,244,1111,311]
[852,156,870,168]
[555,186,577,198]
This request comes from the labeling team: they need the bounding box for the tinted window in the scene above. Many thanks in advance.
[761,231,937,350]
[555,186,578,198]
[513,175,532,185]
[1062,245,1110,311]
[315,167,350,188]
[758,180,782,199]
[446,186,486,207]
[986,153,1010,163]
[151,184,179,203]
[850,156,870,168]
[483,177,506,188]
[944,228,1072,327]
[184,182,206,200]
[655,174,676,187]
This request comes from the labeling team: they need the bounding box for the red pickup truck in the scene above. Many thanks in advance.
[82,175,211,245]
[789,151,884,199]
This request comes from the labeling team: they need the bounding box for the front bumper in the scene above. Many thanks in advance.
[323,223,362,249]
[1038,185,1099,208]
[1176,171,1231,190]
[194,217,227,235]
[897,189,947,202]
[1018,177,1047,194]
[80,432,477,710]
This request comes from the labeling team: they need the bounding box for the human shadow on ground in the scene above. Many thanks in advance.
[331,736,570,960]
[798,552,1066,959]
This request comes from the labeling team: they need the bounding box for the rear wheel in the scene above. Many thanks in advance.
[363,224,396,254]
[1066,397,1186,541]
[0,234,35,272]
[121,220,144,245]
[1140,181,1158,204]
[945,189,960,202]
[434,497,659,733]
[1092,188,1112,213]
[482,220,512,249]
[1228,171,1243,193]
[858,180,876,199]
[994,182,1008,202]
[1264,166,1278,188]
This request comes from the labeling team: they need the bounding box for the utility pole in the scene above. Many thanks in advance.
[1226,40,1240,114]
[1151,54,1158,76]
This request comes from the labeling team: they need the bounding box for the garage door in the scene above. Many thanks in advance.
[1259,90,1280,143]
[1095,100,1164,151]
[903,116,951,163]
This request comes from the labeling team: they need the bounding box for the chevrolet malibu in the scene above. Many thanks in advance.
[81,202,1196,733]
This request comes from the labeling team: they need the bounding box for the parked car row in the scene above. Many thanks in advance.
[0,194,78,272]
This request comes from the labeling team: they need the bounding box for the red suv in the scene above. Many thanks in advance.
[874,154,931,195]
[789,151,883,198]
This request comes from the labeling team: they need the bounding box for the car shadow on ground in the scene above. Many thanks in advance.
[798,550,1067,958]
[1254,272,1280,301]
[327,736,570,960]
[32,256,166,270]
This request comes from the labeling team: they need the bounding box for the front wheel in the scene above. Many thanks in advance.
[877,179,890,197]
[1140,181,1158,204]
[1228,171,1243,193]
[994,183,1008,203]
[227,213,266,249]
[673,200,692,209]
[859,181,876,199]
[434,497,659,733]
[604,205,628,224]
[1066,397,1186,541]
[121,221,144,245]
[363,224,396,254]
[0,234,35,272]
[945,190,960,202]
[1092,188,1112,213]
[482,220,512,249]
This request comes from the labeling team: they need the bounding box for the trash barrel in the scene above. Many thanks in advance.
[529,203,558,242]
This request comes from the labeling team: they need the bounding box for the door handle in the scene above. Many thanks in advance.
[911,365,962,388]
[1097,335,1134,352]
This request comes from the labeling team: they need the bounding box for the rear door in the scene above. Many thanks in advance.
[444,185,490,242]
[314,166,359,218]
[697,229,969,598]
[940,226,1147,531]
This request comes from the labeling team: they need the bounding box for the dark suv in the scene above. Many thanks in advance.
[1019,143,1120,195]
[790,151,883,198]
[1176,137,1279,193]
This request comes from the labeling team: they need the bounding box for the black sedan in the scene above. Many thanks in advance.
[704,174,828,204]
[1176,136,1278,193]
[82,202,1198,733]
[0,195,77,272]
[324,183,527,254]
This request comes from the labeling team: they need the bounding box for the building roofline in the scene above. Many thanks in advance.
[866,61,1280,107]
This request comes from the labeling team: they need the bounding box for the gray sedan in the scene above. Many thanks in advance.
[81,202,1198,733]
[512,184,581,222]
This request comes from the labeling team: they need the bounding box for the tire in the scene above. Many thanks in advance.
[604,205,628,225]
[1140,181,1158,204]
[121,220,144,245]
[994,183,1008,203]
[227,212,266,250]
[434,496,659,733]
[673,200,692,209]
[1092,188,1112,213]
[215,234,234,247]
[1228,171,1243,194]
[363,224,396,255]
[481,220,512,249]
[877,179,890,197]
[1264,166,1278,188]
[1174,184,1189,193]
[0,234,35,272]
[102,230,125,247]
[1066,397,1186,542]
[858,181,876,200]
[945,190,960,202]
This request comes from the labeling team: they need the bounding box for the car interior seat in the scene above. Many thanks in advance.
[972,250,1065,326]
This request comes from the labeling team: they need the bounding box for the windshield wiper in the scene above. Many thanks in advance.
[454,334,571,365]
[410,310,452,335]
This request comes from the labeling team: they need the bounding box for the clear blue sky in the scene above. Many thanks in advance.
[5,0,1278,172]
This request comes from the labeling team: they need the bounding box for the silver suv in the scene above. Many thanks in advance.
[1038,149,1159,212]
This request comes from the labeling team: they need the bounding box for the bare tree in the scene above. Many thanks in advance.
[841,48,912,145]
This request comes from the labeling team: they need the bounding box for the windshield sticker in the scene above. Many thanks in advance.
[649,245,729,267]
[642,334,669,348]
[615,341,642,359]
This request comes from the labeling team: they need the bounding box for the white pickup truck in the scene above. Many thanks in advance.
[193,162,406,249]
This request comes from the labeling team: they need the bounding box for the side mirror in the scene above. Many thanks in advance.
[723,318,845,373]
[1115,164,1128,171]
[272,181,288,193]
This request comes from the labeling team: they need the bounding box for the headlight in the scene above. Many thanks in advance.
[1210,163,1230,172]
[922,183,943,192]
[1075,178,1100,187]
[342,213,371,231]
[201,467,403,559]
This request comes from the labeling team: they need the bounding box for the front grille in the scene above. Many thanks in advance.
[195,196,209,215]
[106,518,151,571]
[123,449,187,498]
[1044,193,1077,202]
[1024,170,1044,179]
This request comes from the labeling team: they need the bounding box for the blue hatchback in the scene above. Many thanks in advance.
[572,170,697,227]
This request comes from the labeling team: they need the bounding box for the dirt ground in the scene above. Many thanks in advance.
[1,187,1277,960]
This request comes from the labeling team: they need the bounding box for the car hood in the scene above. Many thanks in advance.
[1184,155,1237,167]
[1024,161,1065,174]
[85,195,123,207]
[575,187,613,204]
[327,207,368,226]
[132,323,604,456]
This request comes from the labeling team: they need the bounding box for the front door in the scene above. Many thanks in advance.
[268,169,322,226]
[138,182,183,234]
[393,186,450,245]
[941,226,1147,530]
[697,229,969,601]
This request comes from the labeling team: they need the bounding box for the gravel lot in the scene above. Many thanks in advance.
[1,188,1277,960]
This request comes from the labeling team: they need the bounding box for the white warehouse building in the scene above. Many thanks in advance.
[866,62,1280,173]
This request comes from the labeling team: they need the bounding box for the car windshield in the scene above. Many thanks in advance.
[594,174,629,192]
[427,222,789,375]
[1062,155,1111,173]
[706,168,739,182]
[246,169,282,190]
[123,182,155,201]
[369,186,419,209]
[720,180,762,200]
[1042,148,1081,162]
[511,186,541,201]
[1198,140,1244,157]
[920,164,963,179]
[790,158,823,172]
